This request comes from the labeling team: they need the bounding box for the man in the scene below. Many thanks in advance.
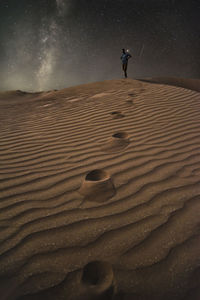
[120,48,132,78]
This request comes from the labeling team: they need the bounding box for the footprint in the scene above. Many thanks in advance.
[101,131,130,153]
[45,261,117,300]
[82,261,116,298]
[125,100,134,105]
[78,169,116,202]
[110,111,125,119]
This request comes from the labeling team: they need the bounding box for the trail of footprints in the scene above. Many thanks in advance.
[78,92,134,202]
[73,92,135,299]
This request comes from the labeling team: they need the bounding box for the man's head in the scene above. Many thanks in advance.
[122,48,126,53]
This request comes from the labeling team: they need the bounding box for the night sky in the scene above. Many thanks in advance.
[0,0,200,91]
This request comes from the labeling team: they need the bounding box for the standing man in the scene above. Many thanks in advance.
[121,49,132,78]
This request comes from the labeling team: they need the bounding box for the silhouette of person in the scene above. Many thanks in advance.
[121,49,132,78]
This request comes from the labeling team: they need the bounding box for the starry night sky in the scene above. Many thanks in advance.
[0,0,200,91]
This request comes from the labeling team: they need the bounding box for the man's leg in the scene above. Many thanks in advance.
[122,64,125,74]
[124,63,128,78]
[122,63,127,78]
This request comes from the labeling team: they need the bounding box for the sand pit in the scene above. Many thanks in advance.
[0,78,200,299]
[79,169,116,202]
[110,111,125,119]
[101,131,130,153]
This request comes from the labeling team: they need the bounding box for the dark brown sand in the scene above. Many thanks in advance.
[0,78,200,300]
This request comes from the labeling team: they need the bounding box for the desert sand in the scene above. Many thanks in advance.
[139,77,200,93]
[0,78,200,300]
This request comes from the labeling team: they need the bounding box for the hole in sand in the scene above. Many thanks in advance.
[85,169,109,182]
[112,132,129,139]
[126,100,133,105]
[111,111,120,115]
[82,261,113,286]
[110,111,125,119]
[79,170,115,202]
[100,132,130,153]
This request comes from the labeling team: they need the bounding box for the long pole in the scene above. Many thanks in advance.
[139,44,144,60]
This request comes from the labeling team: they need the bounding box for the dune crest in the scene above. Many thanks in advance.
[139,77,200,92]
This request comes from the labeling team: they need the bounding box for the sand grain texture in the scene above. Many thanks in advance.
[0,79,200,299]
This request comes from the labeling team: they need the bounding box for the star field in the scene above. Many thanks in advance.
[0,0,199,91]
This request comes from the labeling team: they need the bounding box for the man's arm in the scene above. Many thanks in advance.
[128,53,132,59]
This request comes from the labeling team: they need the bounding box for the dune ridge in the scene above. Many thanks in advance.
[0,79,200,299]
[139,77,200,93]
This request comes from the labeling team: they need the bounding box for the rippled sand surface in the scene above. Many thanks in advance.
[0,79,200,300]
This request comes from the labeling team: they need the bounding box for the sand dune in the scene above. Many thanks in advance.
[139,77,200,93]
[0,78,200,300]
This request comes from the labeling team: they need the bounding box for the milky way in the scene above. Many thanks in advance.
[36,0,69,90]
[0,0,199,91]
